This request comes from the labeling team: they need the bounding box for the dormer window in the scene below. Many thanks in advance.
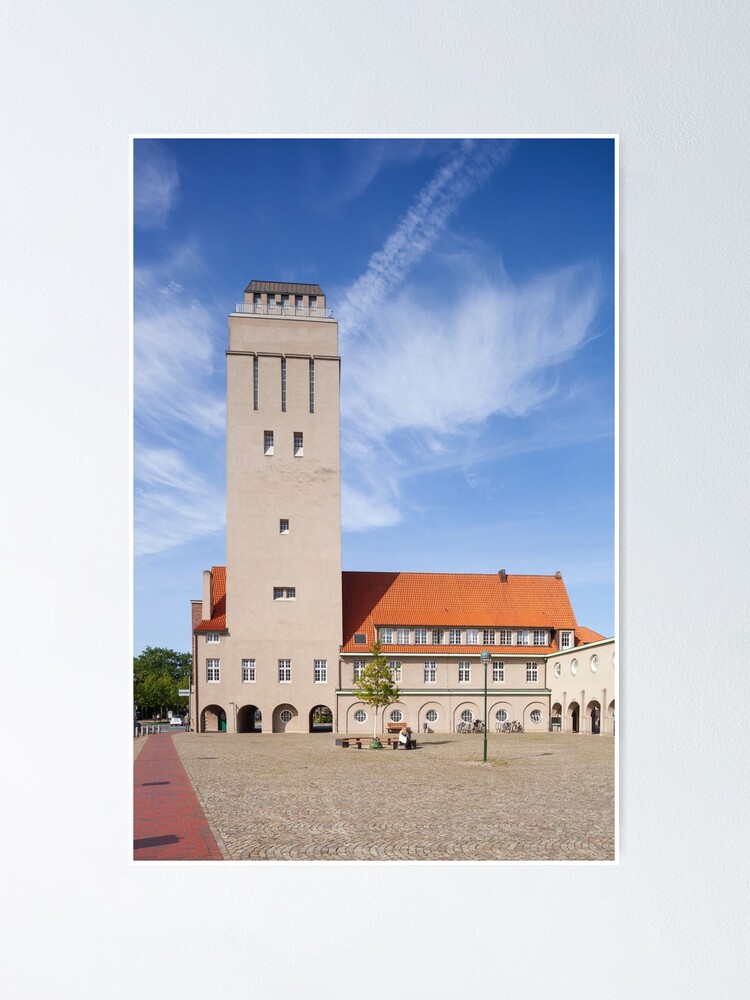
[533,629,547,645]
[517,630,529,645]
[560,630,573,649]
[354,633,367,644]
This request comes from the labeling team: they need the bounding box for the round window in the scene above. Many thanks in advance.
[425,709,438,722]
[354,709,367,723]
[495,709,508,722]
[460,709,474,723]
[591,654,599,672]
[389,709,403,723]
[554,662,562,678]
[571,659,578,676]
[279,709,293,723]
[530,709,542,723]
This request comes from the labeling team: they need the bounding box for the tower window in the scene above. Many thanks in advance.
[253,356,259,410]
[206,659,220,682]
[309,360,315,413]
[278,659,291,682]
[295,295,304,314]
[279,519,289,534]
[273,587,296,600]
[264,431,274,455]
[314,660,327,683]
[294,432,303,456]
[242,659,256,682]
[281,358,287,412]
[309,295,317,314]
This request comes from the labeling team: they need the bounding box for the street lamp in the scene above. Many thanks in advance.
[480,650,491,763]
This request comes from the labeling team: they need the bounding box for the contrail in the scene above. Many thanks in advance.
[337,139,515,339]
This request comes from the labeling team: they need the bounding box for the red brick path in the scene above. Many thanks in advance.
[133,734,223,860]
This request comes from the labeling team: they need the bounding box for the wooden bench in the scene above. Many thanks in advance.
[386,721,405,733]
[340,737,363,749]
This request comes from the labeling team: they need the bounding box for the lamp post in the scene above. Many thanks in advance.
[480,650,490,763]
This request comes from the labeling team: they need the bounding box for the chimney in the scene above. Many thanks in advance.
[499,569,507,582]
[555,571,562,579]
[202,569,213,619]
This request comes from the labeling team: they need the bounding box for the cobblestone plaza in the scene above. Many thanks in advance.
[138,732,615,861]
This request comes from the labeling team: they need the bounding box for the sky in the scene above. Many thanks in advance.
[133,137,615,655]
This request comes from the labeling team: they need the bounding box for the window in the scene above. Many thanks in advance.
[492,661,504,682]
[281,358,287,411]
[267,294,276,312]
[499,629,512,645]
[460,709,474,723]
[571,659,578,675]
[381,628,393,644]
[590,654,599,673]
[466,629,478,645]
[389,660,402,682]
[314,659,327,683]
[424,661,437,682]
[533,629,547,645]
[294,432,303,456]
[295,294,304,314]
[309,295,318,314]
[279,709,293,723]
[425,709,438,723]
[353,633,366,644]
[354,709,367,723]
[253,356,259,410]
[554,662,562,678]
[281,294,290,314]
[242,659,256,682]
[205,632,220,643]
[278,659,291,682]
[397,628,409,644]
[526,662,539,683]
[264,430,274,455]
[309,360,315,412]
[414,628,427,644]
[253,292,262,312]
[273,587,296,600]
[449,628,462,645]
[560,630,573,649]
[353,661,365,680]
[389,709,403,723]
[530,709,542,723]
[279,519,289,533]
[431,629,444,644]
[458,661,471,682]
[517,630,529,645]
[483,629,495,645]
[495,709,508,723]
[206,659,220,682]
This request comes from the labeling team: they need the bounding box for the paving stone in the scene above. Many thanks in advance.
[162,731,614,861]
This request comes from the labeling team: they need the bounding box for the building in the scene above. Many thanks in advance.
[190,281,615,736]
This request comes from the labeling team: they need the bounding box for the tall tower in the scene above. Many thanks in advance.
[194,281,342,733]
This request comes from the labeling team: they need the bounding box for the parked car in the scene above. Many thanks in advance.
[169,715,183,726]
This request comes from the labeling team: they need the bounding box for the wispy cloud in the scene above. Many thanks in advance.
[336,139,515,340]
[134,447,225,556]
[134,140,180,229]
[134,240,227,556]
[334,139,604,532]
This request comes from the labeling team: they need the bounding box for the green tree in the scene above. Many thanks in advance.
[353,640,400,747]
[134,647,191,716]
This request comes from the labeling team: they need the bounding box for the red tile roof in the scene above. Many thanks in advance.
[193,568,602,649]
[193,566,227,632]
[341,571,578,652]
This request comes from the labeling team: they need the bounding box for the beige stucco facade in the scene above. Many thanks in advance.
[191,284,342,734]
[547,637,616,735]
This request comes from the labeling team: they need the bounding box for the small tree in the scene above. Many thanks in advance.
[353,640,400,748]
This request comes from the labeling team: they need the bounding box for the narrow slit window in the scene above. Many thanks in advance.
[264,431,274,455]
[281,358,287,412]
[309,360,315,413]
[294,432,303,456]
[253,356,259,410]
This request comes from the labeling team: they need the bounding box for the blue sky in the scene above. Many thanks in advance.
[133,137,615,654]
